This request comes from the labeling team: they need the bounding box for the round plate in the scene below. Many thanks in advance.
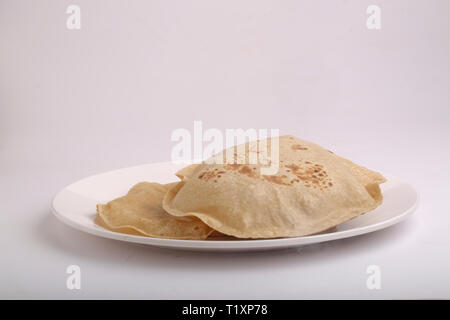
[51,162,418,252]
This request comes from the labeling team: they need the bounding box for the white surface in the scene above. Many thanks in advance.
[51,163,418,252]
[1,0,449,299]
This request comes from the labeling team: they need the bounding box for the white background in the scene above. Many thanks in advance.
[1,0,449,299]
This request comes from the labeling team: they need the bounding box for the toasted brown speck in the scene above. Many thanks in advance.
[286,164,300,171]
[239,165,257,178]
[198,170,219,182]
[225,164,241,170]
[291,144,308,151]
[263,175,290,186]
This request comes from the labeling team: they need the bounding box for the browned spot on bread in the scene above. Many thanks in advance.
[198,168,227,182]
[282,161,333,189]
[239,165,258,178]
[198,170,217,181]
[291,144,308,151]
[285,164,300,171]
[224,164,258,178]
[225,164,241,170]
[198,157,334,190]
[263,175,290,186]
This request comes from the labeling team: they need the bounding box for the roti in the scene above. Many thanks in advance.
[162,135,386,239]
[96,182,214,240]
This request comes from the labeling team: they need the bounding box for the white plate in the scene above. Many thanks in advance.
[51,162,418,252]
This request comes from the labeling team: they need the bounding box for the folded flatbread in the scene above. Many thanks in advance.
[162,135,386,239]
[96,182,214,239]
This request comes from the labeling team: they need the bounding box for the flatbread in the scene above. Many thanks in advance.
[96,182,214,240]
[162,135,386,239]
